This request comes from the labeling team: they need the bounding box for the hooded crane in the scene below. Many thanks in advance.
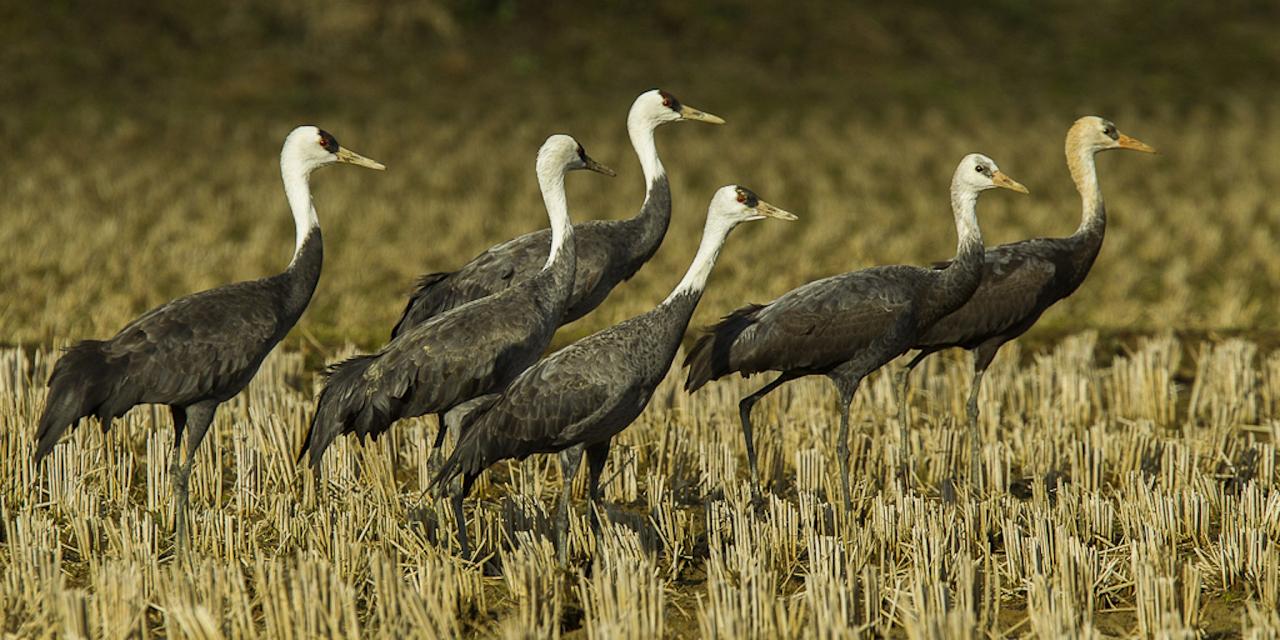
[431,186,797,561]
[684,155,1028,504]
[299,135,614,469]
[34,126,385,549]
[903,118,1154,488]
[390,89,723,339]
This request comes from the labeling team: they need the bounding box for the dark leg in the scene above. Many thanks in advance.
[170,406,188,446]
[897,349,941,493]
[556,444,586,565]
[895,366,912,491]
[828,376,859,511]
[173,402,217,556]
[738,372,799,495]
[584,440,612,534]
[430,412,447,470]
[966,343,1001,492]
[167,407,186,509]
[899,348,940,437]
[451,472,478,560]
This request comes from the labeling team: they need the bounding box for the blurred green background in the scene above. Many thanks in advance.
[4,1,1280,350]
[8,1,1277,120]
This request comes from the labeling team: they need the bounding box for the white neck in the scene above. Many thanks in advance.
[1068,145,1103,234]
[539,167,573,270]
[664,215,734,304]
[281,155,320,264]
[628,111,665,187]
[949,186,982,252]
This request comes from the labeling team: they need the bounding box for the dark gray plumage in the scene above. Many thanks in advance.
[300,135,613,469]
[390,89,724,339]
[903,118,1154,487]
[431,185,796,561]
[684,154,1027,503]
[34,125,384,549]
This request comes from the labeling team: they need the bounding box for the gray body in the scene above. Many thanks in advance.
[35,228,322,460]
[391,176,670,337]
[684,234,985,500]
[691,259,983,385]
[299,231,576,468]
[432,289,702,561]
[437,289,698,483]
[909,219,1102,363]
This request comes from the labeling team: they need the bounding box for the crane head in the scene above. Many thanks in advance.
[1071,116,1156,154]
[283,126,385,173]
[955,154,1029,195]
[709,185,798,224]
[631,89,725,129]
[537,134,616,179]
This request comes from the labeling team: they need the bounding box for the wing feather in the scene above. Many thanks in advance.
[730,266,925,374]
[103,281,281,405]
[915,240,1063,348]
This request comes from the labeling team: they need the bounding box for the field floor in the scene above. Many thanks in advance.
[2,333,1277,638]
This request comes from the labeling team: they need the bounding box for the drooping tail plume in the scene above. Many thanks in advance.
[299,354,399,468]
[35,341,121,462]
[427,394,502,497]
[683,303,764,393]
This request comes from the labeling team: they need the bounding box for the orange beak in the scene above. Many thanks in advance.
[1116,133,1156,154]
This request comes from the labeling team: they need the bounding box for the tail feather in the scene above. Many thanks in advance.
[390,272,452,340]
[299,354,399,468]
[428,394,502,496]
[683,303,764,393]
[35,341,120,462]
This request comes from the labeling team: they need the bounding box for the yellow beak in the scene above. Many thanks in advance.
[1117,133,1156,153]
[679,104,726,125]
[992,170,1029,194]
[583,155,617,177]
[753,199,799,221]
[336,146,386,170]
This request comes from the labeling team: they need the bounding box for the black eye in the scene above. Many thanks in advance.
[316,131,340,153]
[975,165,985,173]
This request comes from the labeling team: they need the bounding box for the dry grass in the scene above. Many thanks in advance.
[4,100,1280,351]
[2,332,1278,637]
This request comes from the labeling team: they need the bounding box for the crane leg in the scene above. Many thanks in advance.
[829,377,858,512]
[966,343,1000,495]
[966,369,986,491]
[895,366,913,494]
[451,473,478,560]
[430,412,447,470]
[584,440,612,534]
[173,402,217,558]
[738,372,798,498]
[556,444,585,566]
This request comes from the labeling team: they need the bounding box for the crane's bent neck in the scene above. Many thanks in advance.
[948,187,984,263]
[281,156,321,267]
[621,113,674,273]
[539,170,575,271]
[664,216,733,306]
[927,185,986,321]
[628,113,666,189]
[1067,140,1105,239]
